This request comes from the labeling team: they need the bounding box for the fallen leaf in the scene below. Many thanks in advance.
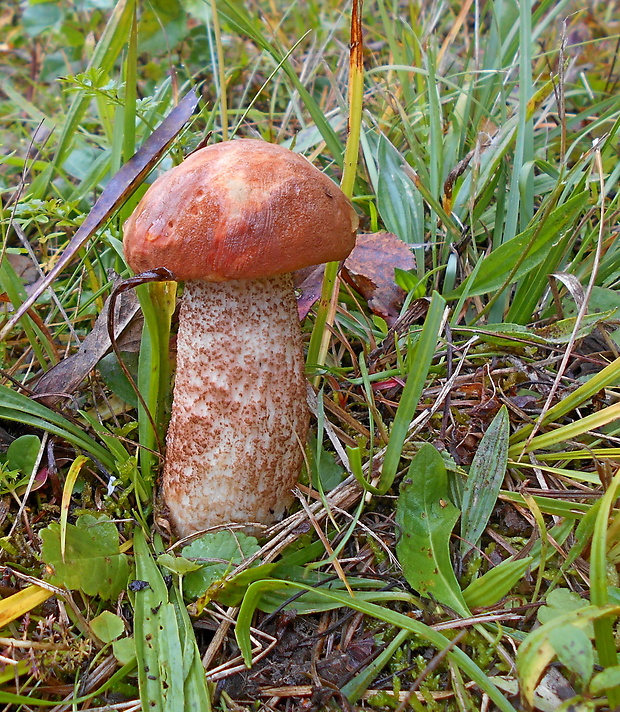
[293,265,325,320]
[343,232,416,325]
[33,286,140,406]
[6,253,38,289]
[294,232,416,324]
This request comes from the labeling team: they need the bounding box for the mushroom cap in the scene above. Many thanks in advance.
[123,139,358,281]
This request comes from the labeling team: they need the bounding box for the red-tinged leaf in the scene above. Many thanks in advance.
[343,232,416,325]
[16,466,49,496]
[372,377,406,391]
[294,233,416,323]
[293,265,325,320]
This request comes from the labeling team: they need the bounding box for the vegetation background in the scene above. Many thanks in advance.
[0,0,619,709]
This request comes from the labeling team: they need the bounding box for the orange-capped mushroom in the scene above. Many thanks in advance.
[123,139,357,537]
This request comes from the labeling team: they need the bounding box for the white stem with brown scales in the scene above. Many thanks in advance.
[163,273,309,537]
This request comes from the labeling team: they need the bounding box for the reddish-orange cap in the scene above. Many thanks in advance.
[123,139,358,281]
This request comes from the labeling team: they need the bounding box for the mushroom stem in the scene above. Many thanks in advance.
[163,273,309,537]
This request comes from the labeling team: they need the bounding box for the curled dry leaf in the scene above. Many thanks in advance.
[33,287,140,406]
[294,232,416,324]
[342,232,416,325]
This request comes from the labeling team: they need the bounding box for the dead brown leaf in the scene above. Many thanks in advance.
[33,287,140,406]
[342,232,416,325]
[294,232,416,324]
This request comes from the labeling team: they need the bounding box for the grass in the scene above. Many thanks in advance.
[0,0,620,709]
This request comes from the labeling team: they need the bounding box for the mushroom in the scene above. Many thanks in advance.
[123,139,357,537]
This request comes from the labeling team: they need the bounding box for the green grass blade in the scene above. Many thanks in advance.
[510,357,620,445]
[0,386,115,470]
[28,0,137,199]
[590,469,620,706]
[218,0,343,164]
[379,292,446,494]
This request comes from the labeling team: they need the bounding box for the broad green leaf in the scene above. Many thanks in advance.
[91,611,125,643]
[534,311,616,344]
[395,444,469,617]
[206,564,279,607]
[517,604,620,709]
[98,352,139,408]
[376,136,424,248]
[40,514,129,600]
[538,588,590,626]
[137,0,188,53]
[460,406,509,557]
[22,2,62,36]
[590,666,620,695]
[463,556,533,608]
[308,436,345,492]
[182,530,261,600]
[157,553,203,576]
[5,435,41,476]
[113,637,137,666]
[548,625,593,685]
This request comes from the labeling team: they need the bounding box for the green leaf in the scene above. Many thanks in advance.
[0,384,116,471]
[91,611,125,643]
[380,292,446,494]
[395,444,470,617]
[112,637,137,666]
[133,529,211,711]
[157,553,203,576]
[538,588,590,626]
[548,625,594,685]
[98,352,139,408]
[517,604,620,709]
[460,406,509,557]
[40,514,129,600]
[376,136,424,247]
[22,3,63,37]
[5,435,41,476]
[308,436,345,492]
[137,0,188,53]
[534,312,617,344]
[236,579,517,712]
[208,564,279,607]
[182,531,261,600]
[590,666,620,695]
[463,556,533,608]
